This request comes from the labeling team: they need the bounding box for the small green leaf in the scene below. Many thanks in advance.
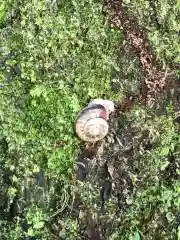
[33,164,40,173]
[178,226,180,240]
[28,227,34,236]
[129,231,140,240]
[30,85,46,97]
[160,147,169,156]
[8,187,17,198]
[12,175,18,183]
[34,221,45,230]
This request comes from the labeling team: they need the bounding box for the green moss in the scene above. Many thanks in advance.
[0,0,121,176]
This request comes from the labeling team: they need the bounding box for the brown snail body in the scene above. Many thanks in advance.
[88,99,114,118]
[75,99,114,142]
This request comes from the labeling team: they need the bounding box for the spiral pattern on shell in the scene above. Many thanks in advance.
[75,104,109,142]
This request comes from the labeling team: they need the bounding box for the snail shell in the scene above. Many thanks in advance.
[75,104,109,142]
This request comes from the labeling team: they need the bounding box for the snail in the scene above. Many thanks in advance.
[75,99,114,142]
